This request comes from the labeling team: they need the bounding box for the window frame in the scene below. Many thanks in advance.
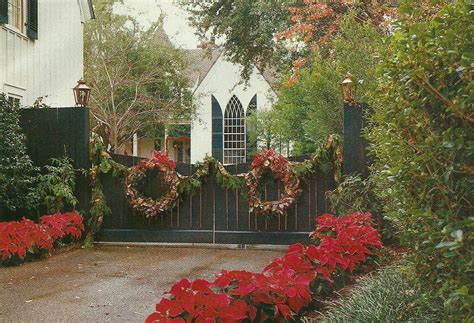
[7,93,22,108]
[6,0,25,34]
[223,95,246,165]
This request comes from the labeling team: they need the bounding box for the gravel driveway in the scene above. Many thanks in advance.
[0,245,283,322]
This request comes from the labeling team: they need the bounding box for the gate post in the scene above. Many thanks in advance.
[341,73,368,178]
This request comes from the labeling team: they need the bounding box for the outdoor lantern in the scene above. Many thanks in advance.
[73,78,91,107]
[341,72,357,102]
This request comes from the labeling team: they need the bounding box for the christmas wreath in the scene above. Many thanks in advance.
[245,150,302,216]
[125,151,180,218]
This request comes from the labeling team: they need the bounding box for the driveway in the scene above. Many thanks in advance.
[0,245,283,322]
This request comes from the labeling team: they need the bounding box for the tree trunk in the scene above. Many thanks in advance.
[110,126,119,154]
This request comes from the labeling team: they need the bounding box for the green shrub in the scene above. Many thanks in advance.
[326,175,395,242]
[0,93,39,215]
[367,1,473,319]
[321,265,440,322]
[35,156,78,214]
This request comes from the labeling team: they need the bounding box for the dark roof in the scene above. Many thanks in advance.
[261,67,281,87]
[183,48,222,90]
[183,48,281,91]
[152,28,280,91]
[153,25,174,47]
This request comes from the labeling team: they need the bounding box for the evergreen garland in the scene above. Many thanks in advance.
[84,136,125,246]
[86,134,342,237]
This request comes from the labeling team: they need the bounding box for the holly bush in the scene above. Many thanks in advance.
[0,93,39,217]
[367,1,473,319]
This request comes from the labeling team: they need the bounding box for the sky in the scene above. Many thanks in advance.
[113,0,200,49]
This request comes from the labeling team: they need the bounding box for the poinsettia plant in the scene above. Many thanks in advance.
[0,219,50,261]
[40,211,85,241]
[0,212,84,263]
[137,150,176,172]
[146,212,383,322]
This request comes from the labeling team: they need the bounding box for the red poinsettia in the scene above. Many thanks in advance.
[137,151,175,171]
[40,211,85,240]
[146,212,383,322]
[0,212,85,262]
[146,278,249,322]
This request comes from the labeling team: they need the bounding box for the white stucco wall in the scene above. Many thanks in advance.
[0,0,89,107]
[190,55,277,163]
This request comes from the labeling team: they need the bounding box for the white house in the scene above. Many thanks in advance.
[189,49,277,164]
[0,0,94,108]
[130,47,278,165]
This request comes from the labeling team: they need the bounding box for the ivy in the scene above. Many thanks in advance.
[84,177,111,248]
[84,136,125,247]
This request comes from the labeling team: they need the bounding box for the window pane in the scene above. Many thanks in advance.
[223,95,246,164]
[8,0,23,31]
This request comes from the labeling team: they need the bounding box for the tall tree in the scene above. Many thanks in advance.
[84,0,192,153]
[274,13,384,155]
[181,1,396,82]
[279,0,397,84]
[180,0,294,81]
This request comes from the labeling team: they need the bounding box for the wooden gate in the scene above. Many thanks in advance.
[99,155,336,245]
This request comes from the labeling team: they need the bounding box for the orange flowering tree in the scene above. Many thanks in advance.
[278,0,397,84]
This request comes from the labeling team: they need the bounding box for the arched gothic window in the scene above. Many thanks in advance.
[211,95,223,162]
[246,94,257,162]
[224,95,245,164]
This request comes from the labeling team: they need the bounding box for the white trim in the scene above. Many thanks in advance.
[4,82,27,91]
[4,83,26,99]
[194,54,277,98]
[6,93,23,107]
[223,95,246,165]
[6,0,25,34]
[1,24,29,40]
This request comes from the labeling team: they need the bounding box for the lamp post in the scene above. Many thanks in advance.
[73,78,91,107]
[341,72,357,103]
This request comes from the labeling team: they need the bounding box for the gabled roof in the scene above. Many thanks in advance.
[260,67,281,88]
[183,48,281,93]
[153,25,174,47]
[183,48,222,91]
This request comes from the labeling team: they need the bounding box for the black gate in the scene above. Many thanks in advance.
[99,155,336,245]
[15,106,365,246]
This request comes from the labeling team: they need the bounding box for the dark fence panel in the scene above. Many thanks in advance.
[343,102,369,178]
[99,154,336,245]
[19,107,91,215]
